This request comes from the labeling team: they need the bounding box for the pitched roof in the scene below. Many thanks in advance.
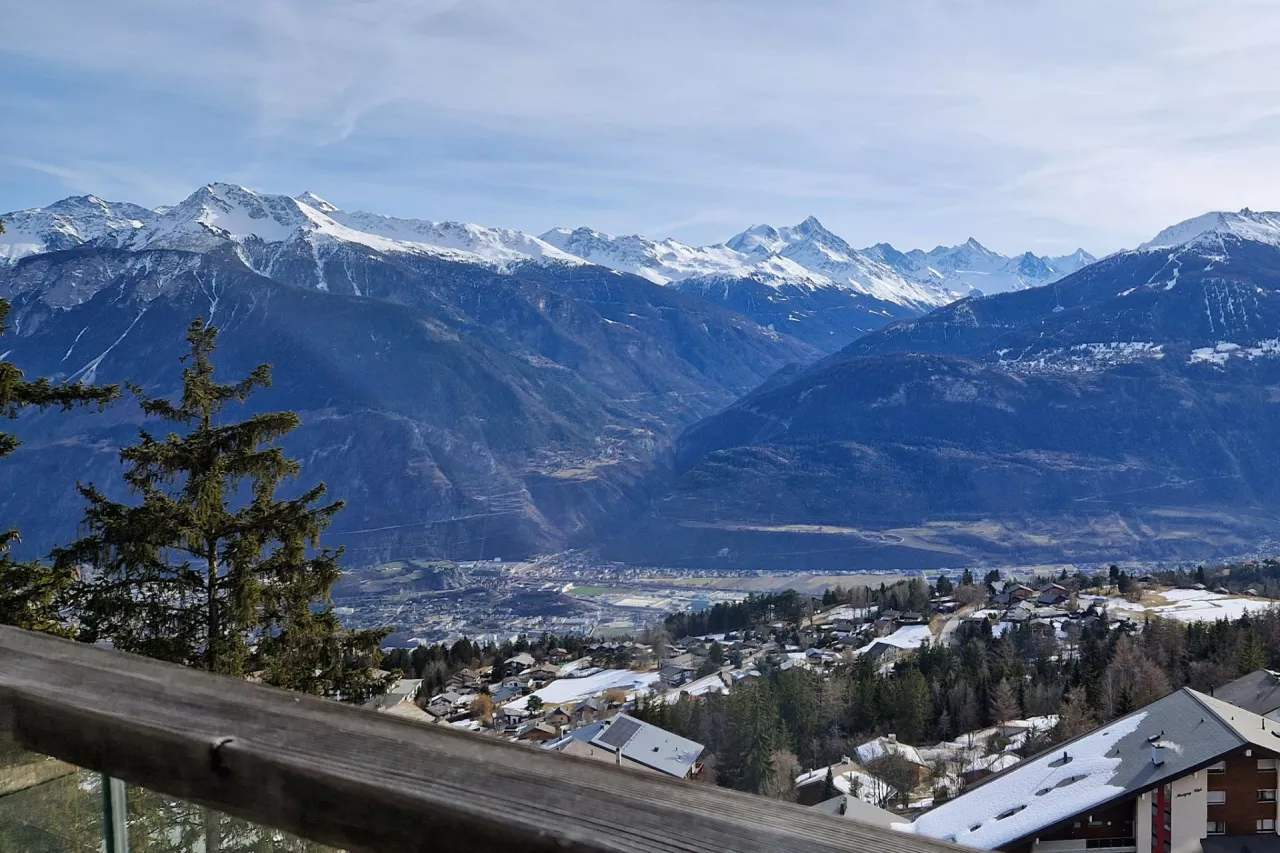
[1213,670,1280,718]
[810,795,900,828]
[900,687,1280,851]
[542,714,704,778]
[855,736,926,768]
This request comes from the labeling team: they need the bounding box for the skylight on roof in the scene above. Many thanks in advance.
[996,805,1027,820]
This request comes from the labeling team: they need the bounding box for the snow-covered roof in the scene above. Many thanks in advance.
[658,671,729,704]
[855,736,926,768]
[900,688,1280,850]
[502,669,659,711]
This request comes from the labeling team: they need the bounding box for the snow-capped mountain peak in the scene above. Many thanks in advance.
[540,225,747,285]
[296,191,339,214]
[1139,209,1280,252]
[724,223,785,256]
[862,236,1098,296]
[0,195,157,263]
[2,183,1103,312]
[130,183,324,252]
[333,210,580,265]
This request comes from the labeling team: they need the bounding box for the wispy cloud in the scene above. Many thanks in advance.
[4,0,1280,254]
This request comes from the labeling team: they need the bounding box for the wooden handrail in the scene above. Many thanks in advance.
[0,626,962,853]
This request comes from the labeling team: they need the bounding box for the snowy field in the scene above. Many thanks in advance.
[1107,588,1278,623]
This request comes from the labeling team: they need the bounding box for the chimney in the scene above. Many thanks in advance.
[888,733,898,743]
[1151,742,1166,767]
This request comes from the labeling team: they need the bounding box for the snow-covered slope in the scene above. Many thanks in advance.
[544,217,956,310]
[1139,209,1280,252]
[0,195,156,262]
[539,226,757,285]
[862,237,1096,296]
[730,216,958,308]
[327,207,580,266]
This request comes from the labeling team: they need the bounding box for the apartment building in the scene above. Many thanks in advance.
[900,686,1280,853]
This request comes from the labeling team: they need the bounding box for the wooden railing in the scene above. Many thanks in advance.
[0,626,964,853]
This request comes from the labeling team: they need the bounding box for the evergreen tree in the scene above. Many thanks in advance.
[724,682,783,794]
[989,678,1020,724]
[961,568,974,586]
[54,319,391,702]
[820,766,838,800]
[0,219,119,633]
[935,575,954,596]
[1239,626,1268,675]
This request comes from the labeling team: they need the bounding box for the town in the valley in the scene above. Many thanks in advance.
[360,555,1280,853]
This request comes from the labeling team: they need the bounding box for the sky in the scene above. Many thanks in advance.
[5,0,1280,255]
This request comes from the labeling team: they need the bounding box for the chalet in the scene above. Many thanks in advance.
[528,663,561,686]
[516,722,561,743]
[572,697,607,726]
[901,687,1280,853]
[795,757,900,808]
[854,735,930,784]
[499,705,531,731]
[542,714,704,780]
[1037,584,1070,607]
[660,665,693,688]
[873,614,899,636]
[505,652,537,670]
[488,684,521,705]
[899,612,928,626]
[544,706,573,729]
[795,756,861,805]
[861,641,904,668]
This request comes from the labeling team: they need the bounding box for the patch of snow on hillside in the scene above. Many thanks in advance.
[1189,339,1280,366]
[998,342,1164,374]
[1107,589,1276,623]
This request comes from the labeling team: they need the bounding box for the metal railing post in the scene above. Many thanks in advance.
[101,774,129,853]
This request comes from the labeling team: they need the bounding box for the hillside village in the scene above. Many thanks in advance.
[363,567,1280,833]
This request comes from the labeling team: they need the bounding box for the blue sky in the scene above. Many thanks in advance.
[5,0,1280,255]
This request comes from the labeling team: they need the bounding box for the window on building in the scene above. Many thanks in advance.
[1209,761,1227,774]
[1260,759,1279,771]
[1259,789,1277,803]
[1259,819,1276,833]
[1208,791,1227,805]
[1207,821,1227,835]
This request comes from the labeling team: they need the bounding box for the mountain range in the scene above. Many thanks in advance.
[0,184,824,563]
[6,182,1278,569]
[0,186,1091,352]
[610,209,1280,568]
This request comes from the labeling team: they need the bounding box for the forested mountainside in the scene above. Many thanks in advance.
[612,213,1280,569]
